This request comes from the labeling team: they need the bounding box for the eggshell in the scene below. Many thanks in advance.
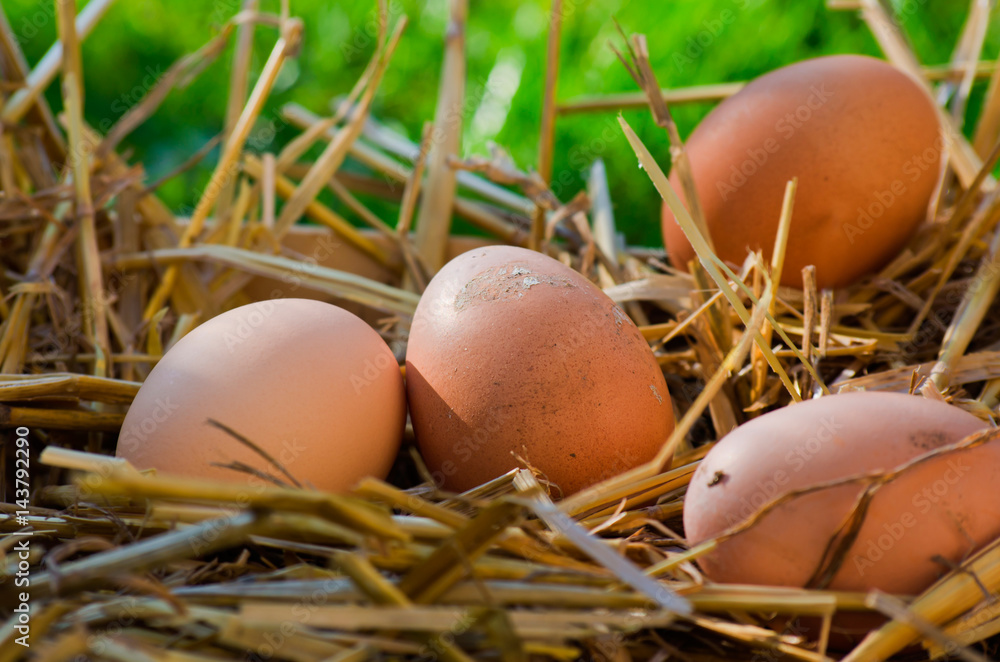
[663,55,942,288]
[406,246,674,496]
[116,298,405,492]
[683,392,995,597]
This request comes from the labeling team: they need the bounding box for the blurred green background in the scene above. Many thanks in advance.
[4,0,996,246]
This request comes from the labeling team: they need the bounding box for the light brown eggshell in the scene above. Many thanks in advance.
[683,392,995,597]
[406,246,675,496]
[662,55,942,288]
[116,298,405,493]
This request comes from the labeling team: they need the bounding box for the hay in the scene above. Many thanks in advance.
[2,0,1000,660]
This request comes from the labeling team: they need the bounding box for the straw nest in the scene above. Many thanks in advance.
[2,1,1000,660]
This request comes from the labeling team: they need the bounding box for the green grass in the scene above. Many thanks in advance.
[4,0,995,247]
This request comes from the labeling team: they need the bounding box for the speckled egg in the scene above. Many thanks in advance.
[406,246,674,496]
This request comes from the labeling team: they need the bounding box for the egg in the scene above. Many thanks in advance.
[663,55,942,288]
[406,246,674,496]
[116,298,405,492]
[684,392,996,599]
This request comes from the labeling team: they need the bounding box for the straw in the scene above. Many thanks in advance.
[531,0,563,251]
[57,0,110,379]
[412,0,467,273]
[5,3,1000,659]
[142,19,304,321]
[0,0,116,125]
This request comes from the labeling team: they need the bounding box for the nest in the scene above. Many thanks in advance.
[2,1,1000,660]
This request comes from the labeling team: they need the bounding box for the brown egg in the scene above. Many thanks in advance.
[406,246,674,496]
[116,298,405,492]
[663,55,942,288]
[684,392,996,598]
